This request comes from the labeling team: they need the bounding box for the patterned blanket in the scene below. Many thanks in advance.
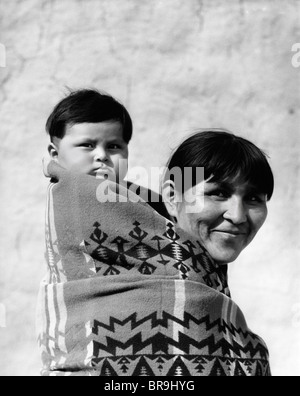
[37,161,271,376]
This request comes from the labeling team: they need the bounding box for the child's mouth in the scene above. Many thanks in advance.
[93,168,113,180]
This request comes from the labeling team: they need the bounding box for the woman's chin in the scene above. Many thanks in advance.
[203,235,247,265]
[207,247,241,265]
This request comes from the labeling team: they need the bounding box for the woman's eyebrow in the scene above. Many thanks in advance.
[245,186,266,196]
[204,181,235,194]
[209,181,266,196]
[210,181,234,191]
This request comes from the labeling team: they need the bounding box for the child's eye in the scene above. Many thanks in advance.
[108,144,121,150]
[80,143,94,149]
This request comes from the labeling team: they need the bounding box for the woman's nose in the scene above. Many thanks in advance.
[223,197,248,225]
[94,147,108,162]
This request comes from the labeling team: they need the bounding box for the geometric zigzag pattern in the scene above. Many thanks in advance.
[90,311,269,358]
[93,355,271,377]
[86,311,270,376]
[86,221,230,296]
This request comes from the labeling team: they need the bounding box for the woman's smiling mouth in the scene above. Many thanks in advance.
[212,230,248,237]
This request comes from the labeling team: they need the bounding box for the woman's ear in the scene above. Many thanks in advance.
[162,180,180,222]
[48,143,59,162]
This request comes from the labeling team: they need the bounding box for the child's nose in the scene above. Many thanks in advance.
[94,147,108,162]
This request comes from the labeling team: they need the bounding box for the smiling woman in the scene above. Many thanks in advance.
[162,130,274,266]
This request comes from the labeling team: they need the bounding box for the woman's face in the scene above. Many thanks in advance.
[172,177,268,265]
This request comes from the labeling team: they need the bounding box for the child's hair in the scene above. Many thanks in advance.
[46,89,133,143]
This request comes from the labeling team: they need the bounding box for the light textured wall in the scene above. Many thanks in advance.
[0,0,299,376]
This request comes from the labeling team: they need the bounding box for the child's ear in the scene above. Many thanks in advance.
[48,143,59,162]
[162,180,179,222]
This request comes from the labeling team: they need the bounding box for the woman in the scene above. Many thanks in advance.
[161,129,274,375]
[38,130,273,377]
[162,129,273,268]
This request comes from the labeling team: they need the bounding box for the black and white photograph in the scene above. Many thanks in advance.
[0,0,299,377]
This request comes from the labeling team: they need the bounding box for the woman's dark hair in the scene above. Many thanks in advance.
[165,130,274,200]
[46,89,133,143]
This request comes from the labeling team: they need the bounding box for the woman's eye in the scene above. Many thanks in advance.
[207,190,229,199]
[247,195,264,203]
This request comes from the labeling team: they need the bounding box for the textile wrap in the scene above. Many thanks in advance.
[36,161,271,376]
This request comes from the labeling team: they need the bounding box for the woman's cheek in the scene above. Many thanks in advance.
[177,206,197,239]
[183,192,205,215]
[177,200,214,239]
[251,206,268,233]
[186,213,208,242]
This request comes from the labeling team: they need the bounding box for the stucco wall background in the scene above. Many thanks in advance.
[0,0,299,376]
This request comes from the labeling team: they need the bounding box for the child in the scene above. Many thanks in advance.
[46,89,132,183]
[45,89,169,216]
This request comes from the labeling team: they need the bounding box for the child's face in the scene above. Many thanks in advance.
[49,122,129,182]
